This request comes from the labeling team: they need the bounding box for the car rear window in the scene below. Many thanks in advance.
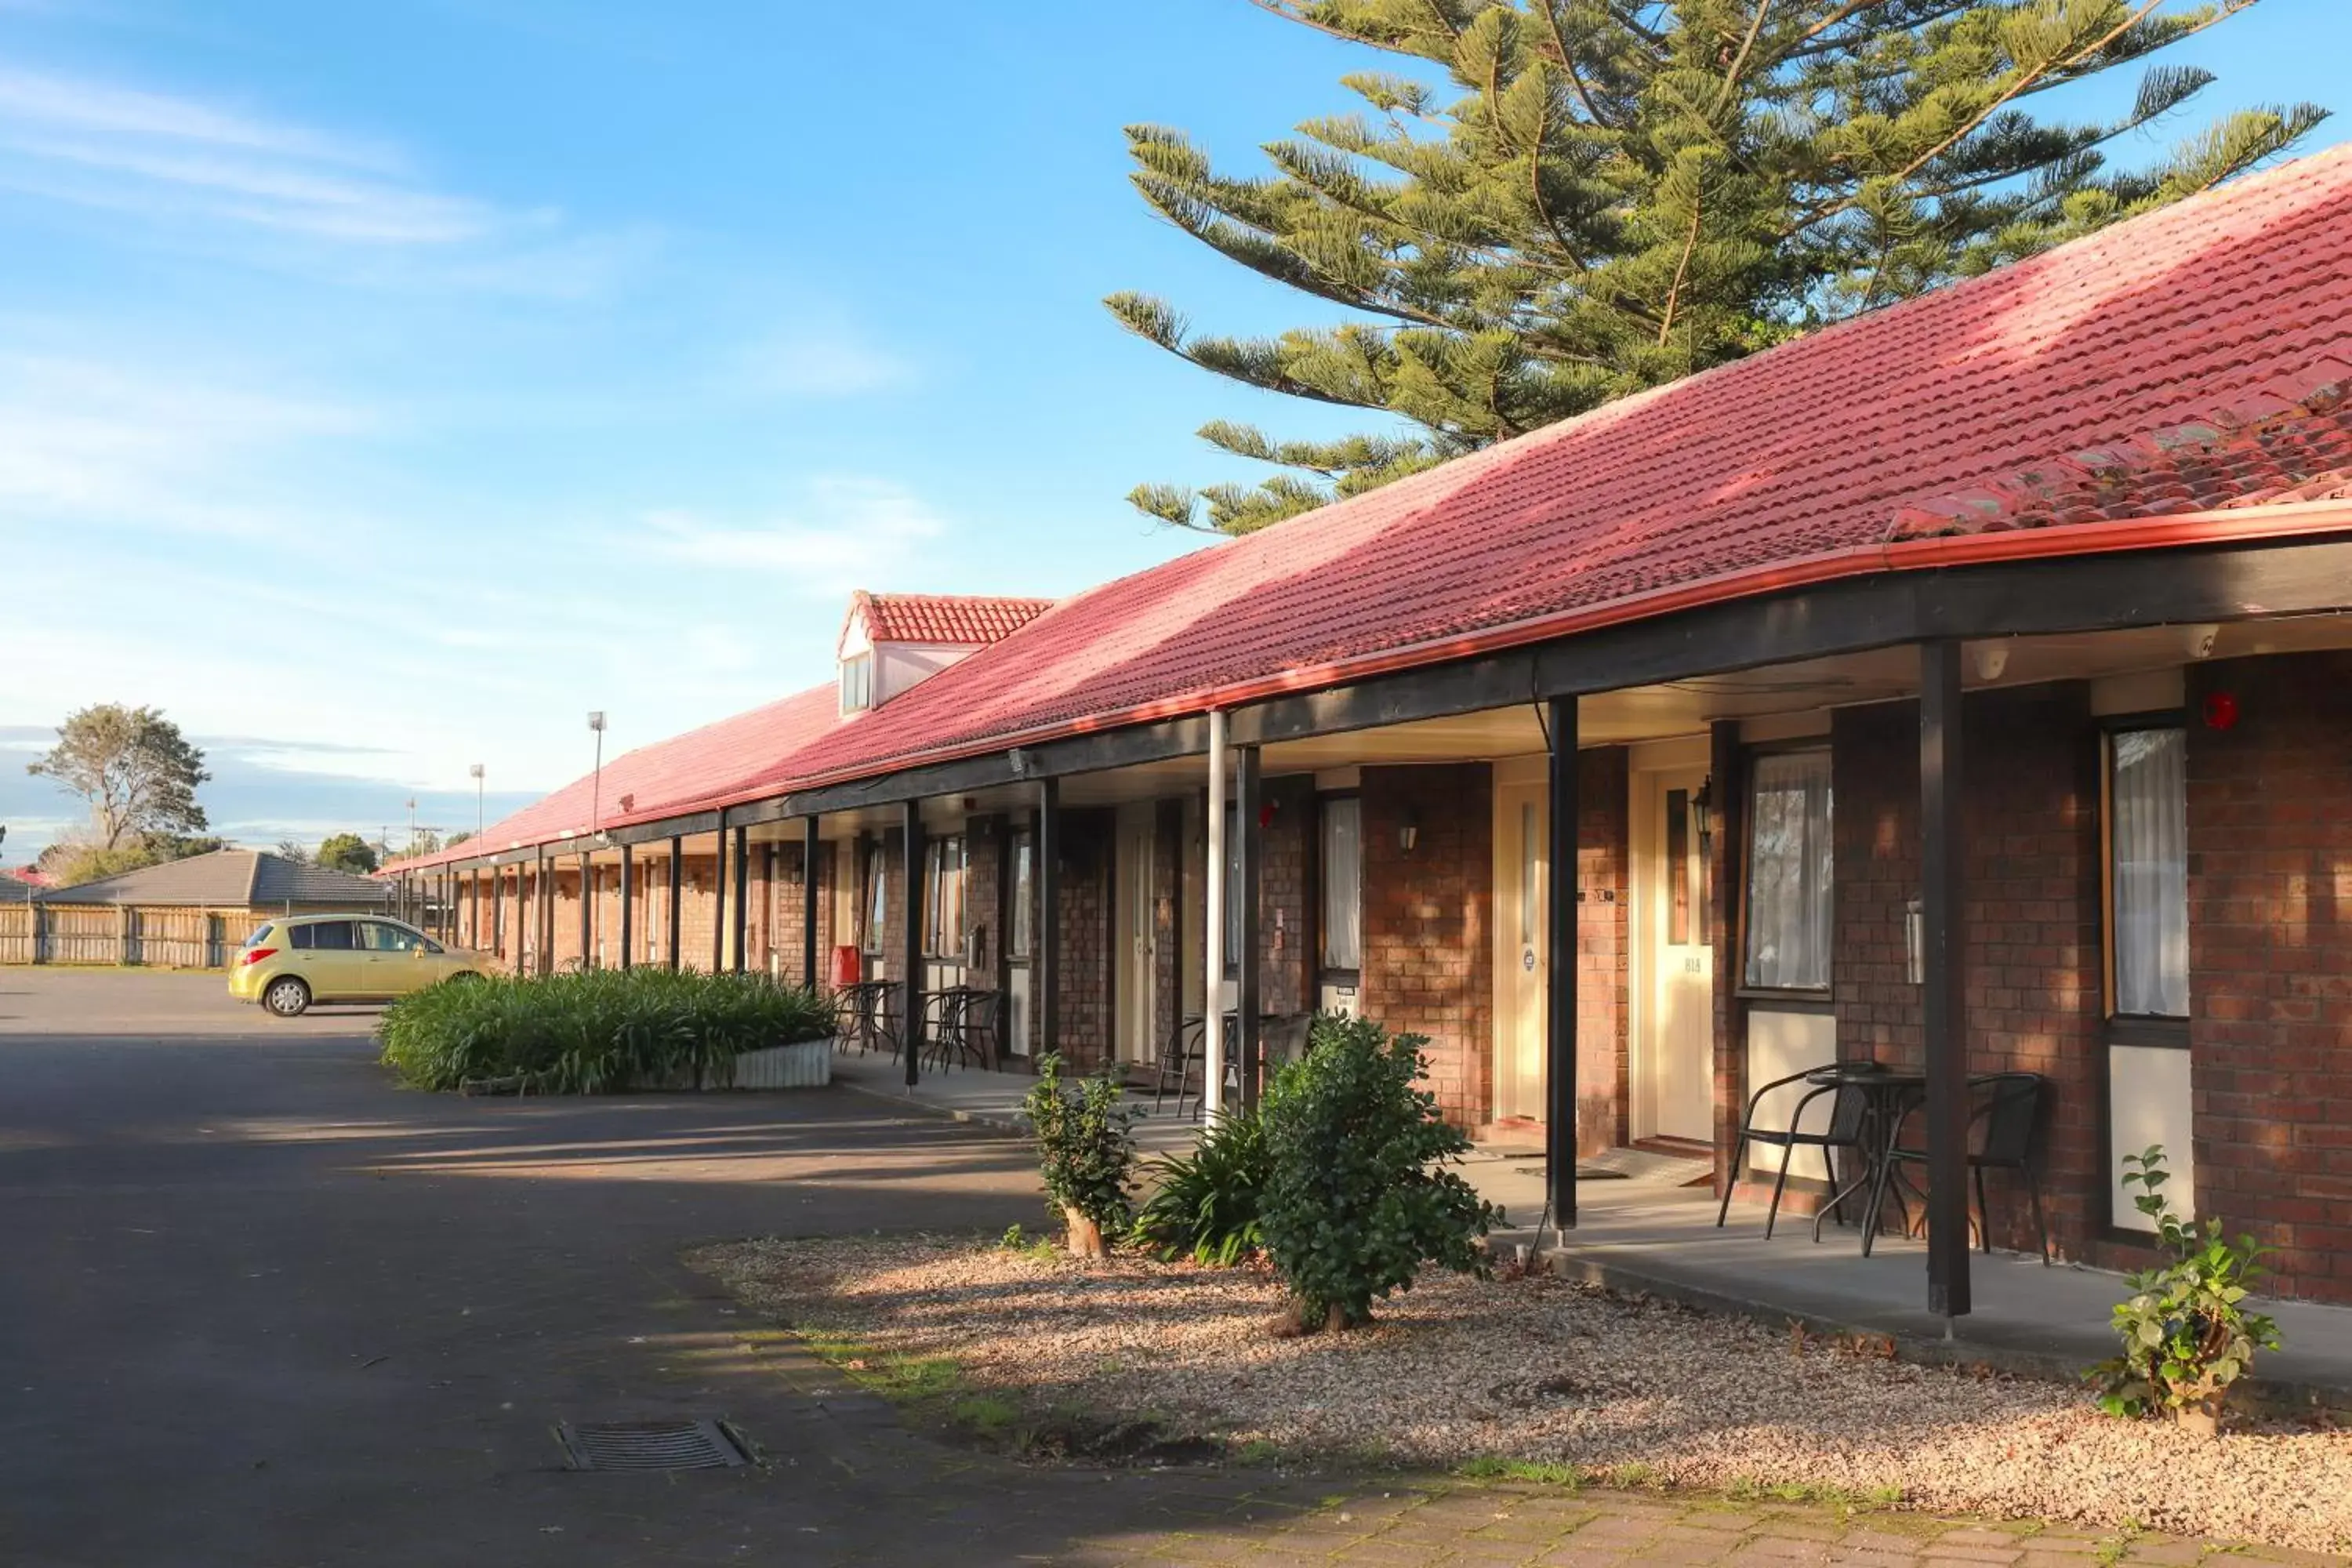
[290,920,357,951]
[244,924,274,948]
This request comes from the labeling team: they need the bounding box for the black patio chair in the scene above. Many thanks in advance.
[1152,1014,1208,1117]
[1717,1063,1878,1240]
[955,989,1004,1071]
[1870,1072,2050,1263]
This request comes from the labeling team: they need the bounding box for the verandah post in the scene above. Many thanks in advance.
[1202,711,1226,1120]
[1039,779,1059,1062]
[1546,695,1579,1232]
[1236,743,1262,1113]
[902,799,926,1088]
[710,812,728,975]
[618,843,634,971]
[1920,638,1972,1320]
[666,836,683,971]
[577,851,591,967]
[730,823,750,974]
[802,814,822,989]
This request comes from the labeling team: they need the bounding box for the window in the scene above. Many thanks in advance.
[360,921,425,952]
[862,845,887,954]
[1319,797,1361,972]
[925,836,967,957]
[292,920,356,951]
[2110,725,2188,1018]
[1743,750,1833,991]
[244,924,275,949]
[1009,831,1035,958]
[840,652,874,713]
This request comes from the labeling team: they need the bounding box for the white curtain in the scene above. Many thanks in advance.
[1744,750,1834,990]
[1321,797,1362,970]
[2113,727,2188,1017]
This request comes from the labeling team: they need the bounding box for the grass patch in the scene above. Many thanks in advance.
[1455,1455,1582,1487]
[1230,1439,1282,1466]
[1724,1475,1905,1510]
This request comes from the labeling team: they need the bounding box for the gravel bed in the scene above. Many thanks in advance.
[697,1233,2352,1555]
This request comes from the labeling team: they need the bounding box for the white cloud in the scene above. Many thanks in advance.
[638,477,949,590]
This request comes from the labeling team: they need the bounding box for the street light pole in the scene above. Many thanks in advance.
[587,712,607,835]
[469,763,485,840]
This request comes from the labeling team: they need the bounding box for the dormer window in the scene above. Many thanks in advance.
[840,652,874,713]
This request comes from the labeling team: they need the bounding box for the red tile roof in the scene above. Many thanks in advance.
[848,591,1057,647]
[724,145,2352,796]
[422,685,843,861]
[394,145,2352,870]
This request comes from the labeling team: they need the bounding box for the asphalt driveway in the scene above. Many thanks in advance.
[0,971,2263,1567]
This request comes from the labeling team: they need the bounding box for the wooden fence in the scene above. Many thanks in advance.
[0,905,274,969]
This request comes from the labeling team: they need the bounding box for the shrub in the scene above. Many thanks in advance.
[377,967,835,1093]
[1134,1106,1272,1265]
[1259,1013,1502,1330]
[1022,1054,1138,1258]
[2088,1145,2282,1426]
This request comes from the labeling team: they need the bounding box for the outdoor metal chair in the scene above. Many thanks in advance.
[955,989,1004,1071]
[1717,1062,1878,1240]
[1152,1014,1209,1117]
[1869,1072,2051,1263]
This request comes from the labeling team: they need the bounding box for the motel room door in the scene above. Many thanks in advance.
[1492,764,1549,1123]
[1635,762,1715,1143]
[1115,802,1159,1066]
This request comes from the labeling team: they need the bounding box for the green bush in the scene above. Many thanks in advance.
[377,967,836,1094]
[1022,1053,1138,1258]
[2089,1145,2282,1424]
[1134,1107,1272,1265]
[1260,1013,1502,1330]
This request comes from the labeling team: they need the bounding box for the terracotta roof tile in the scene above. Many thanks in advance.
[849,592,1057,646]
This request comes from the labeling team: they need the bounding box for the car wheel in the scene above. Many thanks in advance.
[263,976,312,1018]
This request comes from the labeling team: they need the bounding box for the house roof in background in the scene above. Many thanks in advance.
[847,591,1058,647]
[391,145,2352,872]
[38,850,393,908]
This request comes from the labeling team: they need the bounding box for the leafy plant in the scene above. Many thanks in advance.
[1022,1054,1139,1258]
[2088,1145,2281,1423]
[1258,1014,1502,1330]
[1134,1105,1272,1265]
[377,967,836,1093]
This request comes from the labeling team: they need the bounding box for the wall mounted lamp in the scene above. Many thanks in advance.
[1399,809,1420,855]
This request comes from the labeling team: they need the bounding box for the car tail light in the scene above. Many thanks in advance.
[241,948,278,965]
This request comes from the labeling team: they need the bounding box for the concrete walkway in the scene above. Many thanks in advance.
[835,1046,2352,1408]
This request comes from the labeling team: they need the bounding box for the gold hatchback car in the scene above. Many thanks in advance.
[229,913,492,1018]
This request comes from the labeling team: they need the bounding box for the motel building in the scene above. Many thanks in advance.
[391,146,2352,1317]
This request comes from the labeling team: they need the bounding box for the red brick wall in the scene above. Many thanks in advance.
[768,839,833,985]
[2187,652,2352,1301]
[1821,688,2107,1260]
[1361,764,1496,1128]
[1260,777,1312,1016]
[1152,797,1183,1055]
[1052,809,1113,1069]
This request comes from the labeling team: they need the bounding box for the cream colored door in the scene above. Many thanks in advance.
[1116,804,1158,1065]
[1492,769,1549,1122]
[1637,767,1715,1142]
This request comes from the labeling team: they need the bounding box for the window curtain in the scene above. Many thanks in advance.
[1744,750,1834,990]
[2113,727,2188,1018]
[1320,798,1361,971]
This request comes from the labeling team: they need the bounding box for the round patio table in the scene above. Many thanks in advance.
[1802,1061,1925,1247]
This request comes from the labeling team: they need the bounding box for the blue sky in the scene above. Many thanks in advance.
[0,0,2341,861]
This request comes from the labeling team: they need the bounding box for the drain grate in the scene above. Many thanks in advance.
[555,1418,750,1472]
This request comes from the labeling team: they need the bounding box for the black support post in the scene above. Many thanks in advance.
[666,836,683,971]
[1039,779,1059,1061]
[802,815,822,989]
[578,851,592,967]
[731,825,750,973]
[902,801,926,1088]
[1237,745,1263,1112]
[1546,695,1580,1232]
[618,844,634,971]
[710,812,728,975]
[1920,639,1972,1320]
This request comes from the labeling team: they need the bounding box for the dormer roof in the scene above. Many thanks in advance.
[844,591,1057,648]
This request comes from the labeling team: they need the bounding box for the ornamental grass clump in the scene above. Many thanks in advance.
[377,967,835,1094]
[2089,1145,2281,1435]
[1022,1054,1138,1259]
[1134,1105,1272,1266]
[1259,1014,1502,1333]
